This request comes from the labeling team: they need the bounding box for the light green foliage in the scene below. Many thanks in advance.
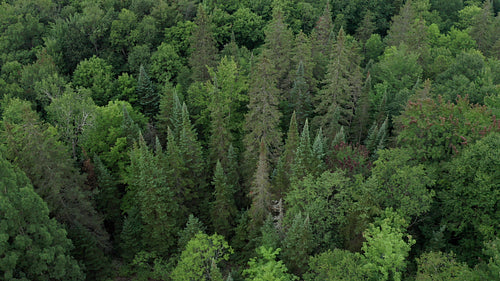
[292,119,314,180]
[113,72,137,105]
[371,44,422,120]
[110,8,138,56]
[150,42,183,84]
[365,148,435,219]
[243,247,298,281]
[362,208,415,281]
[364,33,385,62]
[82,100,146,176]
[478,238,500,280]
[305,249,367,281]
[231,7,265,49]
[72,55,114,106]
[46,86,97,159]
[286,171,350,250]
[416,251,474,281]
[434,50,499,104]
[171,233,233,281]
[0,153,84,281]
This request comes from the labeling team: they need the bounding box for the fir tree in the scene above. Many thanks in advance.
[136,64,159,120]
[178,214,206,252]
[211,160,237,238]
[289,61,313,129]
[156,85,182,142]
[314,27,363,140]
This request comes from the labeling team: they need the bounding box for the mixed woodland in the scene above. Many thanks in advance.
[1,0,500,280]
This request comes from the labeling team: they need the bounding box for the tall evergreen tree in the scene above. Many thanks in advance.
[243,52,282,175]
[282,212,315,276]
[314,27,363,140]
[289,61,313,129]
[156,85,182,141]
[249,139,272,230]
[274,111,299,196]
[211,160,237,238]
[262,6,294,95]
[189,4,218,82]
[125,136,181,255]
[136,64,160,120]
[292,119,315,181]
[311,2,334,83]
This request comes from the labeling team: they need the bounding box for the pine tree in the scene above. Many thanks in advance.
[314,27,363,140]
[189,5,218,82]
[211,160,237,238]
[243,51,283,177]
[137,64,159,120]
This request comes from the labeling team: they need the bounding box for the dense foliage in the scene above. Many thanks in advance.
[1,0,499,280]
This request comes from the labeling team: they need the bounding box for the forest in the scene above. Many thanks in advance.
[0,0,499,280]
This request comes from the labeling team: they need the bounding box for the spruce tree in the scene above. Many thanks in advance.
[311,2,334,82]
[274,111,299,196]
[243,51,282,177]
[289,61,313,129]
[211,160,237,238]
[314,27,363,140]
[136,64,159,120]
[189,4,218,82]
[282,212,315,276]
[292,119,315,181]
[249,139,272,230]
[262,6,294,95]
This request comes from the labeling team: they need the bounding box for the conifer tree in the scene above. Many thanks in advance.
[470,0,497,57]
[291,31,315,95]
[189,5,218,82]
[274,112,299,196]
[156,86,182,141]
[311,2,334,82]
[312,127,326,175]
[243,52,282,176]
[136,64,159,120]
[351,73,372,143]
[249,139,272,230]
[125,135,181,255]
[314,27,363,140]
[282,212,315,276]
[289,61,313,129]
[263,6,294,95]
[178,214,206,252]
[211,160,237,238]
[292,119,314,181]
[179,103,207,215]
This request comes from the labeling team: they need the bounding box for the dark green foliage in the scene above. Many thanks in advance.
[0,153,84,281]
[282,212,315,276]
[274,112,299,195]
[211,161,237,238]
[136,64,160,120]
[416,251,474,280]
[189,5,218,82]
